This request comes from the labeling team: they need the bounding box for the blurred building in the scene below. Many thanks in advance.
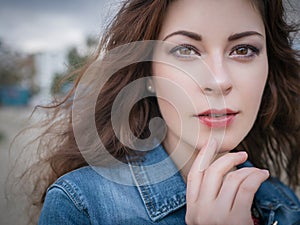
[0,42,38,106]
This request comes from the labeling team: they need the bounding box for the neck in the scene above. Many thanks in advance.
[162,136,229,182]
[162,137,199,182]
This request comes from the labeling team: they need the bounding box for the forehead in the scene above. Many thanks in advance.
[159,0,264,39]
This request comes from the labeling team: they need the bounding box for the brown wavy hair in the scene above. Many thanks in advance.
[16,0,300,224]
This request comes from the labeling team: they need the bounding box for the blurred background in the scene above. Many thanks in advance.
[0,0,299,225]
[0,0,118,224]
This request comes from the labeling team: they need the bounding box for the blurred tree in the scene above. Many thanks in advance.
[0,131,5,143]
[86,36,99,48]
[51,35,98,95]
[0,40,39,105]
[0,42,22,86]
[0,66,21,86]
[67,47,88,70]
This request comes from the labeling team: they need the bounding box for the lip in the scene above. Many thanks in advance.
[196,108,239,128]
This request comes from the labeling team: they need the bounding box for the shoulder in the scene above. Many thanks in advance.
[51,165,135,195]
[55,166,100,183]
[255,176,300,225]
[47,166,98,208]
[238,160,300,205]
[38,167,96,224]
[41,167,99,213]
[40,166,136,224]
[45,165,137,209]
[255,176,300,207]
[238,160,300,224]
[48,166,124,204]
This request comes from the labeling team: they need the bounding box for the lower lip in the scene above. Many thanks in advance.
[197,114,237,128]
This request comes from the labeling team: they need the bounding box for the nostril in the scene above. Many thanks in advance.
[225,86,232,92]
[204,87,213,92]
[224,86,233,94]
[202,85,232,96]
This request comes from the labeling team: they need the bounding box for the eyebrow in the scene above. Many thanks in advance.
[162,30,263,41]
[228,31,264,41]
[163,30,202,41]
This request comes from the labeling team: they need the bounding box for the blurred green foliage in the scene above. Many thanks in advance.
[50,36,98,95]
[0,38,39,95]
[0,131,5,143]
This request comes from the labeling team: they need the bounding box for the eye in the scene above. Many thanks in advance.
[169,44,200,59]
[230,44,260,59]
[235,47,249,55]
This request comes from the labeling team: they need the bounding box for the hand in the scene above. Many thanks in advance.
[185,139,269,225]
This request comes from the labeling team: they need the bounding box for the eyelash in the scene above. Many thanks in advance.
[169,44,200,59]
[230,44,260,59]
[169,44,260,60]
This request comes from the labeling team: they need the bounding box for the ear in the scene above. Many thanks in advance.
[146,78,156,93]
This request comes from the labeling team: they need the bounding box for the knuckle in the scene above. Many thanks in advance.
[186,173,192,183]
[206,164,224,175]
[225,171,240,183]
[186,172,195,184]
[211,154,238,172]
[239,182,257,193]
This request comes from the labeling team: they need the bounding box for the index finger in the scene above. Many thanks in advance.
[194,138,218,172]
[186,138,218,202]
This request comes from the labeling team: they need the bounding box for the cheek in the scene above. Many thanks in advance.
[157,98,180,130]
[152,62,200,112]
[243,61,268,110]
[153,63,201,143]
[233,60,268,138]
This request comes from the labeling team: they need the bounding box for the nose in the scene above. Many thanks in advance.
[201,57,232,96]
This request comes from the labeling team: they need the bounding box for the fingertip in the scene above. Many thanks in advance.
[197,138,218,171]
[207,137,217,149]
[237,151,248,162]
[261,169,270,178]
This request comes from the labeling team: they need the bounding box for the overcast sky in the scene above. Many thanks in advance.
[0,0,119,54]
[0,0,120,97]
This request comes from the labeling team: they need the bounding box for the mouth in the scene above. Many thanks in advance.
[196,109,239,128]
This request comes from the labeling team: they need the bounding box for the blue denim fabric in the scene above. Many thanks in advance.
[238,161,300,225]
[39,145,300,225]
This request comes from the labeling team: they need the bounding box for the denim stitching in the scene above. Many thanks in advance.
[129,160,186,220]
[48,179,90,218]
[131,161,157,216]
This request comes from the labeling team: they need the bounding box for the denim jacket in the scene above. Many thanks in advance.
[39,144,300,225]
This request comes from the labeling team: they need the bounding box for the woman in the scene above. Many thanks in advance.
[25,0,300,224]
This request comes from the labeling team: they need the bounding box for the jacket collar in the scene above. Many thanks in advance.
[127,144,186,221]
[129,147,300,222]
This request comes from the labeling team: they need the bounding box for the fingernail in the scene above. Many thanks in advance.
[238,151,247,159]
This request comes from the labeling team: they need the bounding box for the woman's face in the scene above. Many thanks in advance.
[152,0,268,153]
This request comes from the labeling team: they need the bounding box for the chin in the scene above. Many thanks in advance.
[218,136,245,152]
[219,145,239,152]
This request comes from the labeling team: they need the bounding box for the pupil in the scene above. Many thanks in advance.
[181,48,190,55]
[237,47,248,55]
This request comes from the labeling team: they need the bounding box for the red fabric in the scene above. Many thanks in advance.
[251,204,260,225]
[252,216,260,225]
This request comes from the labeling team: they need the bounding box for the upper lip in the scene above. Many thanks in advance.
[197,109,239,116]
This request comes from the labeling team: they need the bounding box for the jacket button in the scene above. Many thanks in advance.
[268,203,274,210]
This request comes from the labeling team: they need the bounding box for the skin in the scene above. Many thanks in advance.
[152,0,270,224]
